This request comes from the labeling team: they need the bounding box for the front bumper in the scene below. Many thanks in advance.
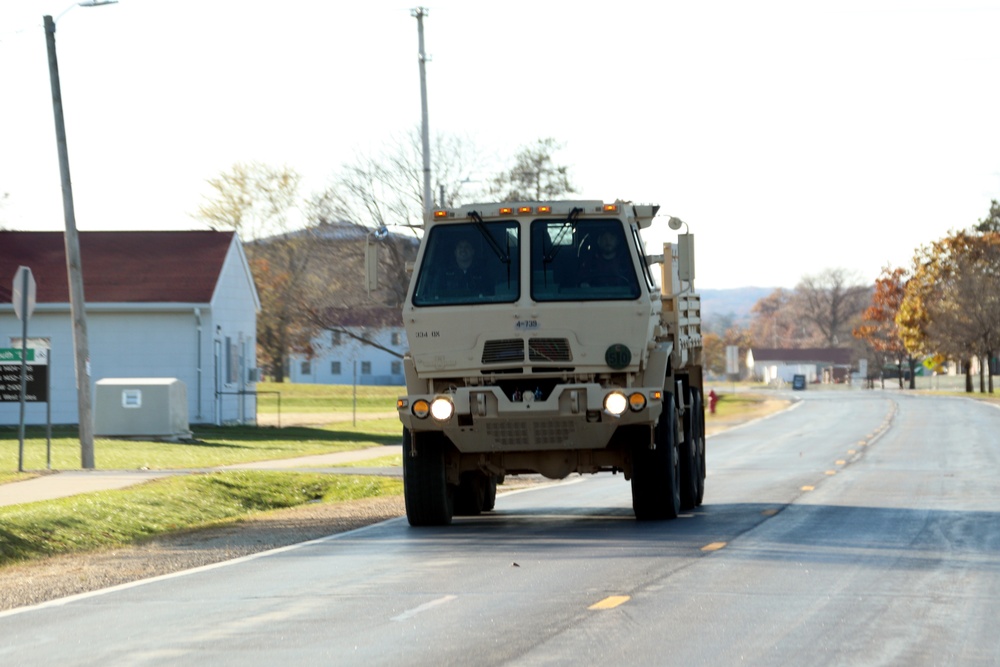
[397,383,663,454]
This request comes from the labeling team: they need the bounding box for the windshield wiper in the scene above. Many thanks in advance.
[469,211,511,264]
[542,207,582,265]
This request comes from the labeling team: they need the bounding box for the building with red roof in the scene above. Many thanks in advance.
[0,231,259,426]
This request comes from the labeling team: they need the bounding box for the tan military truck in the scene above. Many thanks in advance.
[395,200,704,525]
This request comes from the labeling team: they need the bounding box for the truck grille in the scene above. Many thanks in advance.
[482,339,524,364]
[528,338,572,362]
[485,419,577,447]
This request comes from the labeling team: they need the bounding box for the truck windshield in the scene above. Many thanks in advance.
[412,222,520,306]
[531,219,641,301]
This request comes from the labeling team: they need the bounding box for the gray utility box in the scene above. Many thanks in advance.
[95,378,191,440]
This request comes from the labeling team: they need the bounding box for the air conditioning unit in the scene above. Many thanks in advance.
[94,378,191,440]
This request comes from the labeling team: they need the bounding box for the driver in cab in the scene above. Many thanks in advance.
[579,229,633,288]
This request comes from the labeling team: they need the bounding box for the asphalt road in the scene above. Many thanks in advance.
[2,390,999,666]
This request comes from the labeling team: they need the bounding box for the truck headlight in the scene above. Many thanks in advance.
[604,391,628,416]
[430,397,455,421]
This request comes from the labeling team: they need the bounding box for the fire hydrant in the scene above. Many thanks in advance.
[708,389,718,415]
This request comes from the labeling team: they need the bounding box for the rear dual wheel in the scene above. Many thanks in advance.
[680,389,706,510]
[455,472,498,515]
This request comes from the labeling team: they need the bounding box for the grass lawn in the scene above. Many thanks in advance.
[705,391,790,425]
[256,382,401,414]
[0,471,402,566]
[0,418,403,473]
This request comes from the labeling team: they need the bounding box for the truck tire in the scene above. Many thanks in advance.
[680,389,706,510]
[454,472,486,516]
[455,472,499,514]
[631,394,680,520]
[691,389,706,506]
[402,428,454,526]
[483,475,498,512]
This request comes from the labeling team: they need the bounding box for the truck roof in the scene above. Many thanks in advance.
[432,200,661,229]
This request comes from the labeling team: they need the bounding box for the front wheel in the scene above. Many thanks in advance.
[402,429,454,526]
[631,393,680,520]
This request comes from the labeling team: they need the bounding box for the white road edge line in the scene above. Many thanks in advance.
[390,595,458,622]
[0,518,404,620]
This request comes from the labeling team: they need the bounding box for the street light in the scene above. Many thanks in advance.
[43,0,117,469]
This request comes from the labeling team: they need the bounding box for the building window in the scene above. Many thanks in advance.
[331,361,341,375]
[301,361,311,375]
[331,331,342,346]
[391,332,402,346]
[391,361,402,375]
[360,361,372,375]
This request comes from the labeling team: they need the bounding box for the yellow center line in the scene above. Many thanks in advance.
[589,595,630,610]
[835,460,846,465]
[761,508,779,516]
[801,485,815,491]
[825,470,837,476]
[847,449,856,455]
[701,541,727,552]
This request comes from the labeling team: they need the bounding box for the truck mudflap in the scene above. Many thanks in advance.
[397,383,664,454]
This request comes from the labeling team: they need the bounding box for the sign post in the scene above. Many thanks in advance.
[12,267,36,472]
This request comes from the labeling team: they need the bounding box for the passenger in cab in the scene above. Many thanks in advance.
[435,237,493,297]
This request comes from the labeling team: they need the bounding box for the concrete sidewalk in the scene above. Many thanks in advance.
[0,445,403,508]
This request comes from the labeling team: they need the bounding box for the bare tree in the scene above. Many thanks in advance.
[794,268,871,348]
[748,288,804,347]
[194,162,317,381]
[489,138,576,201]
[196,162,302,241]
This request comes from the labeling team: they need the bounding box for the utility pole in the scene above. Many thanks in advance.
[45,13,95,468]
[412,7,432,220]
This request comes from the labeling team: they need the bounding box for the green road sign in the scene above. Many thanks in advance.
[0,348,35,363]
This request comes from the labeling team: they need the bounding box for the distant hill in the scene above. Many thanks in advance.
[699,286,775,332]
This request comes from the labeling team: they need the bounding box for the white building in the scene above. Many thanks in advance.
[0,231,259,426]
[288,308,407,386]
[746,347,853,385]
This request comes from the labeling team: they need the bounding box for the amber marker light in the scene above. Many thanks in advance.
[537,205,552,214]
[499,207,514,215]
[433,209,449,218]
[603,203,619,213]
[412,399,431,419]
[518,206,533,214]
[628,392,647,412]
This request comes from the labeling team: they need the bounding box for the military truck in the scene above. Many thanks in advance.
[395,200,704,525]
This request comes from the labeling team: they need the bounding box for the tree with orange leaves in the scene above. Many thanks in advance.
[853,266,914,389]
[899,228,1000,393]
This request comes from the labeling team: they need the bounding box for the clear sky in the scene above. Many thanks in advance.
[1,0,998,289]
